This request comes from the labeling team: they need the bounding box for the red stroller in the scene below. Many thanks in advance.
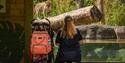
[30,18,54,63]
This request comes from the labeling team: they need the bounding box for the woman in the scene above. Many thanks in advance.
[55,15,83,63]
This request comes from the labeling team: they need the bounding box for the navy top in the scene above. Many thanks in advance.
[56,28,83,61]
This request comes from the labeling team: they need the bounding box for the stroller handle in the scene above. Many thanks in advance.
[45,18,51,26]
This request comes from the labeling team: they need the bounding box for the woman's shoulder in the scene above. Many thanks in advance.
[75,28,83,40]
[76,28,80,33]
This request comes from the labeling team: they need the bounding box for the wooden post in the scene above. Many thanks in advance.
[24,0,33,63]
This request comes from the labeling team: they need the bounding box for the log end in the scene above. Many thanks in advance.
[90,5,103,22]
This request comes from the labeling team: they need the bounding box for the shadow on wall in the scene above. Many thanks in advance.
[0,21,25,63]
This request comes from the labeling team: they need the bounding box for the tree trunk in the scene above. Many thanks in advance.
[96,0,105,24]
[34,5,102,30]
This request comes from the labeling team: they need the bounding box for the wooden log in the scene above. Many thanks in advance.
[34,5,102,30]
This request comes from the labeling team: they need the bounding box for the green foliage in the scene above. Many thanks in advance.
[50,0,77,16]
[34,0,78,19]
[83,0,96,6]
[83,0,125,26]
[33,0,43,5]
[104,0,125,26]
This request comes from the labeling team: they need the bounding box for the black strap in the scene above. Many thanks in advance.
[45,18,55,61]
[45,18,51,34]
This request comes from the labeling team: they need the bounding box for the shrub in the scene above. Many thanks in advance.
[104,0,125,26]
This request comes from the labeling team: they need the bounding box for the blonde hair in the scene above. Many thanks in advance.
[60,15,76,39]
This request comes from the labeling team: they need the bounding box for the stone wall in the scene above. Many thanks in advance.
[77,24,125,39]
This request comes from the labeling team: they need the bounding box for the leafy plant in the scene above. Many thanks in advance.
[34,0,78,19]
[104,0,125,26]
